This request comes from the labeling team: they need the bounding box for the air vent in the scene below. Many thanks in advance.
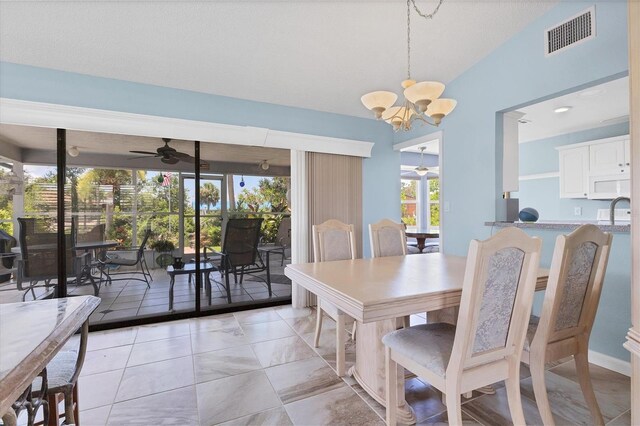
[545,6,596,56]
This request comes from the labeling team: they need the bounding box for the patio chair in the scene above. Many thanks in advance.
[214,218,268,303]
[16,217,99,300]
[383,227,542,426]
[522,224,612,426]
[259,217,291,266]
[101,228,153,287]
[312,219,357,376]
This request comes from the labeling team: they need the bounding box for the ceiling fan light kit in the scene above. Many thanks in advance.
[361,0,456,131]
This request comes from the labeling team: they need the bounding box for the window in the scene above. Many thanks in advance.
[401,179,417,227]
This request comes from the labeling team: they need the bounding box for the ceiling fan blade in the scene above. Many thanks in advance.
[172,152,195,163]
[128,155,158,160]
[130,150,158,155]
[161,156,180,165]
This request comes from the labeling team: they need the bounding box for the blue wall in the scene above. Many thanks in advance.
[0,61,399,257]
[395,1,630,361]
[516,121,630,221]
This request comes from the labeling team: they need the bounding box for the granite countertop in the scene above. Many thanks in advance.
[485,221,630,233]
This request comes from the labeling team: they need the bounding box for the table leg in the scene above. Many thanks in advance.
[348,319,416,424]
[168,275,175,311]
[416,237,426,253]
[265,251,272,297]
[205,272,212,307]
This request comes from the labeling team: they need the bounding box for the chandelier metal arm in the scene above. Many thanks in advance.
[410,0,445,20]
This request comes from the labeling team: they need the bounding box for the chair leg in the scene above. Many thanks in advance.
[336,314,346,376]
[530,358,555,425]
[63,387,76,425]
[444,391,463,426]
[73,384,79,426]
[575,350,605,426]
[505,361,527,426]
[385,346,398,426]
[46,394,58,426]
[314,307,324,348]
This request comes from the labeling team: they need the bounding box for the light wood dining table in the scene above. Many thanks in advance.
[285,253,549,424]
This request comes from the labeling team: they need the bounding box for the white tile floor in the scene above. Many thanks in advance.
[22,305,629,426]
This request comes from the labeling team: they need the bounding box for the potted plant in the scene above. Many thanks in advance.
[150,239,176,268]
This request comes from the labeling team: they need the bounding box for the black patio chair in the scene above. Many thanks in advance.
[212,218,270,303]
[101,228,153,287]
[16,217,99,300]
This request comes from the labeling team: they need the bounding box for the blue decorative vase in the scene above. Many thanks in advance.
[519,207,539,223]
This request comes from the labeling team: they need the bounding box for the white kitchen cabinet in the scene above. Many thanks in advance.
[589,139,627,175]
[624,139,631,168]
[559,146,589,198]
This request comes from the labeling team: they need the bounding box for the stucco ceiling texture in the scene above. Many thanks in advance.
[0,1,557,118]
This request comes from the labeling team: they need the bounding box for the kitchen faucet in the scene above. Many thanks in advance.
[609,196,631,225]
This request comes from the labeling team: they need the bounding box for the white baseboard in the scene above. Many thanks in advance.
[588,349,631,377]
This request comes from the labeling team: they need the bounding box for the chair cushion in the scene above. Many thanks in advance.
[32,348,78,392]
[382,323,456,377]
[104,257,138,266]
[522,315,540,352]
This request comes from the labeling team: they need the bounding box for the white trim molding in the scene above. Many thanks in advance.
[0,98,374,158]
[392,131,443,152]
[519,172,560,181]
[588,350,631,377]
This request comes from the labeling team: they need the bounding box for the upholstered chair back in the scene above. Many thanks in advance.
[369,219,408,258]
[312,219,356,262]
[532,224,612,348]
[448,227,542,373]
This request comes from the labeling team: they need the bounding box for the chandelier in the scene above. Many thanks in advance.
[361,0,456,131]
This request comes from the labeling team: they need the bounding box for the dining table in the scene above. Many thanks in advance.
[284,253,549,423]
[0,296,100,426]
[404,229,439,253]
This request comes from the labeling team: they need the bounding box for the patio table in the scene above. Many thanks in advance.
[166,262,217,311]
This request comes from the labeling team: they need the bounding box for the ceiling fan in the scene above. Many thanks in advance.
[129,138,195,164]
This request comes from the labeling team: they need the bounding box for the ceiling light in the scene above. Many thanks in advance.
[360,0,456,131]
[554,106,572,113]
[579,88,604,97]
[68,146,80,157]
[260,160,270,171]
[415,147,429,177]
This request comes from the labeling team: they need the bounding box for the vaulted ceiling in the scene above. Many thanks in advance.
[0,1,557,118]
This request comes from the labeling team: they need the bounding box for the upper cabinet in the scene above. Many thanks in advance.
[559,146,589,198]
[557,135,630,199]
[589,138,629,175]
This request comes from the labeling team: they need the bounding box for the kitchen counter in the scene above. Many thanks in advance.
[485,221,630,233]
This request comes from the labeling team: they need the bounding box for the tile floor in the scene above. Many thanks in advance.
[39,306,631,426]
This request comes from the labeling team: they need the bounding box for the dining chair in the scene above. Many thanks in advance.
[312,219,357,376]
[383,227,542,426]
[522,224,612,426]
[32,320,89,426]
[369,219,408,258]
